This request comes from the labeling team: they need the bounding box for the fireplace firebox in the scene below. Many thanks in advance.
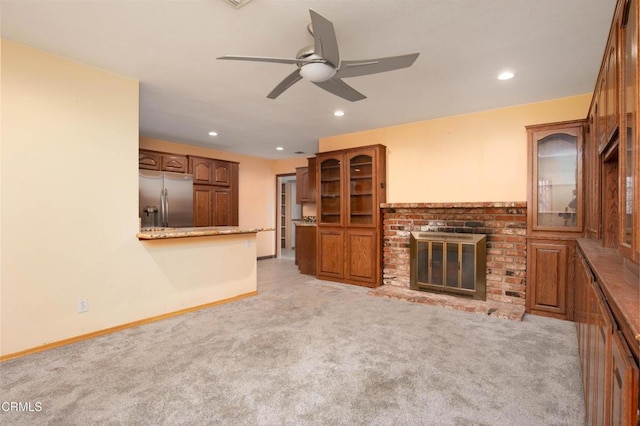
[410,232,487,301]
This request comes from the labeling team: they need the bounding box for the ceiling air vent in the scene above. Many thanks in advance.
[222,0,252,8]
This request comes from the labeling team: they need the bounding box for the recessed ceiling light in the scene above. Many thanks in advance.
[276,146,284,151]
[498,71,515,81]
[208,131,218,136]
[333,110,345,117]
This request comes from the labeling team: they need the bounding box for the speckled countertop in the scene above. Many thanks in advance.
[294,222,317,227]
[137,226,274,240]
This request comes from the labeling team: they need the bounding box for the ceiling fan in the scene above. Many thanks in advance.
[217,9,419,102]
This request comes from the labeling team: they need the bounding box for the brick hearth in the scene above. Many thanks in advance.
[375,202,527,319]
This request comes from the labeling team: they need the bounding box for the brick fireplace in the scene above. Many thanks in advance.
[373,202,527,320]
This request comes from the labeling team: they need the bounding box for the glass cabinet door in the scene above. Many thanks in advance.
[348,153,374,226]
[319,157,342,225]
[531,124,584,232]
[621,0,637,255]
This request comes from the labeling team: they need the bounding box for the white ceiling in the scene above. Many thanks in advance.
[1,0,617,159]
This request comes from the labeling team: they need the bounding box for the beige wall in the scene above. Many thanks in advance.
[319,94,591,203]
[139,137,306,257]
[0,40,280,356]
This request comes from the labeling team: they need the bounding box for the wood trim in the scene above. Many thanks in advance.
[0,291,258,363]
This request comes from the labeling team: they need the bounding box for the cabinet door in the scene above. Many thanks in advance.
[345,228,377,285]
[193,185,213,227]
[528,122,584,233]
[587,281,614,426]
[296,167,309,204]
[610,331,639,426]
[161,154,187,173]
[139,150,162,170]
[605,28,619,144]
[527,240,569,319]
[307,157,317,203]
[621,0,639,261]
[317,155,343,226]
[190,157,214,185]
[212,187,231,226]
[296,225,316,275]
[317,227,344,279]
[575,252,593,399]
[212,160,231,186]
[347,150,376,226]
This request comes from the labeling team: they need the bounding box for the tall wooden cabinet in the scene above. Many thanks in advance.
[189,156,238,227]
[316,144,386,288]
[573,0,640,424]
[526,120,585,320]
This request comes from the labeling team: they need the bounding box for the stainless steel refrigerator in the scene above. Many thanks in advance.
[139,170,194,228]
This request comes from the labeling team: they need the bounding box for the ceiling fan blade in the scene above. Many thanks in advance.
[313,78,366,102]
[217,55,311,65]
[309,10,340,67]
[335,53,419,79]
[267,70,303,99]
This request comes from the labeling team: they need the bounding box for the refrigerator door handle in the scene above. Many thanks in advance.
[159,188,166,227]
[162,188,169,226]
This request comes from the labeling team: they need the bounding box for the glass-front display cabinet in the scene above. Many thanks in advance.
[527,120,585,235]
[319,157,342,225]
[621,0,638,260]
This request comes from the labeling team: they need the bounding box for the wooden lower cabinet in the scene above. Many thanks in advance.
[575,248,639,425]
[193,185,237,227]
[611,331,640,426]
[345,228,377,285]
[317,228,344,279]
[526,238,574,319]
[295,225,316,275]
[317,227,379,287]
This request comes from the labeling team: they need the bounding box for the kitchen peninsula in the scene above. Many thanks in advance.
[137,226,270,240]
[136,226,274,326]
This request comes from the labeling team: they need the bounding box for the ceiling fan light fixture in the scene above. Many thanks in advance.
[300,62,336,82]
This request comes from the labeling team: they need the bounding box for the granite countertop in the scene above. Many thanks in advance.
[294,222,317,227]
[137,226,274,240]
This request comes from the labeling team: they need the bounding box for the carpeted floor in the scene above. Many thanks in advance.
[1,258,584,425]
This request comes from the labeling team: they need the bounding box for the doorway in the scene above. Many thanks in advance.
[276,174,301,259]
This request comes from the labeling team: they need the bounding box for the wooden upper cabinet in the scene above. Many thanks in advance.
[620,0,639,261]
[189,156,214,185]
[139,150,187,173]
[527,120,585,235]
[212,160,231,186]
[295,166,310,204]
[161,154,187,173]
[296,157,317,204]
[139,150,162,170]
[605,39,619,145]
[317,145,386,228]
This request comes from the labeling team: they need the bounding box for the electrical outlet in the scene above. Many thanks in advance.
[77,299,88,313]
